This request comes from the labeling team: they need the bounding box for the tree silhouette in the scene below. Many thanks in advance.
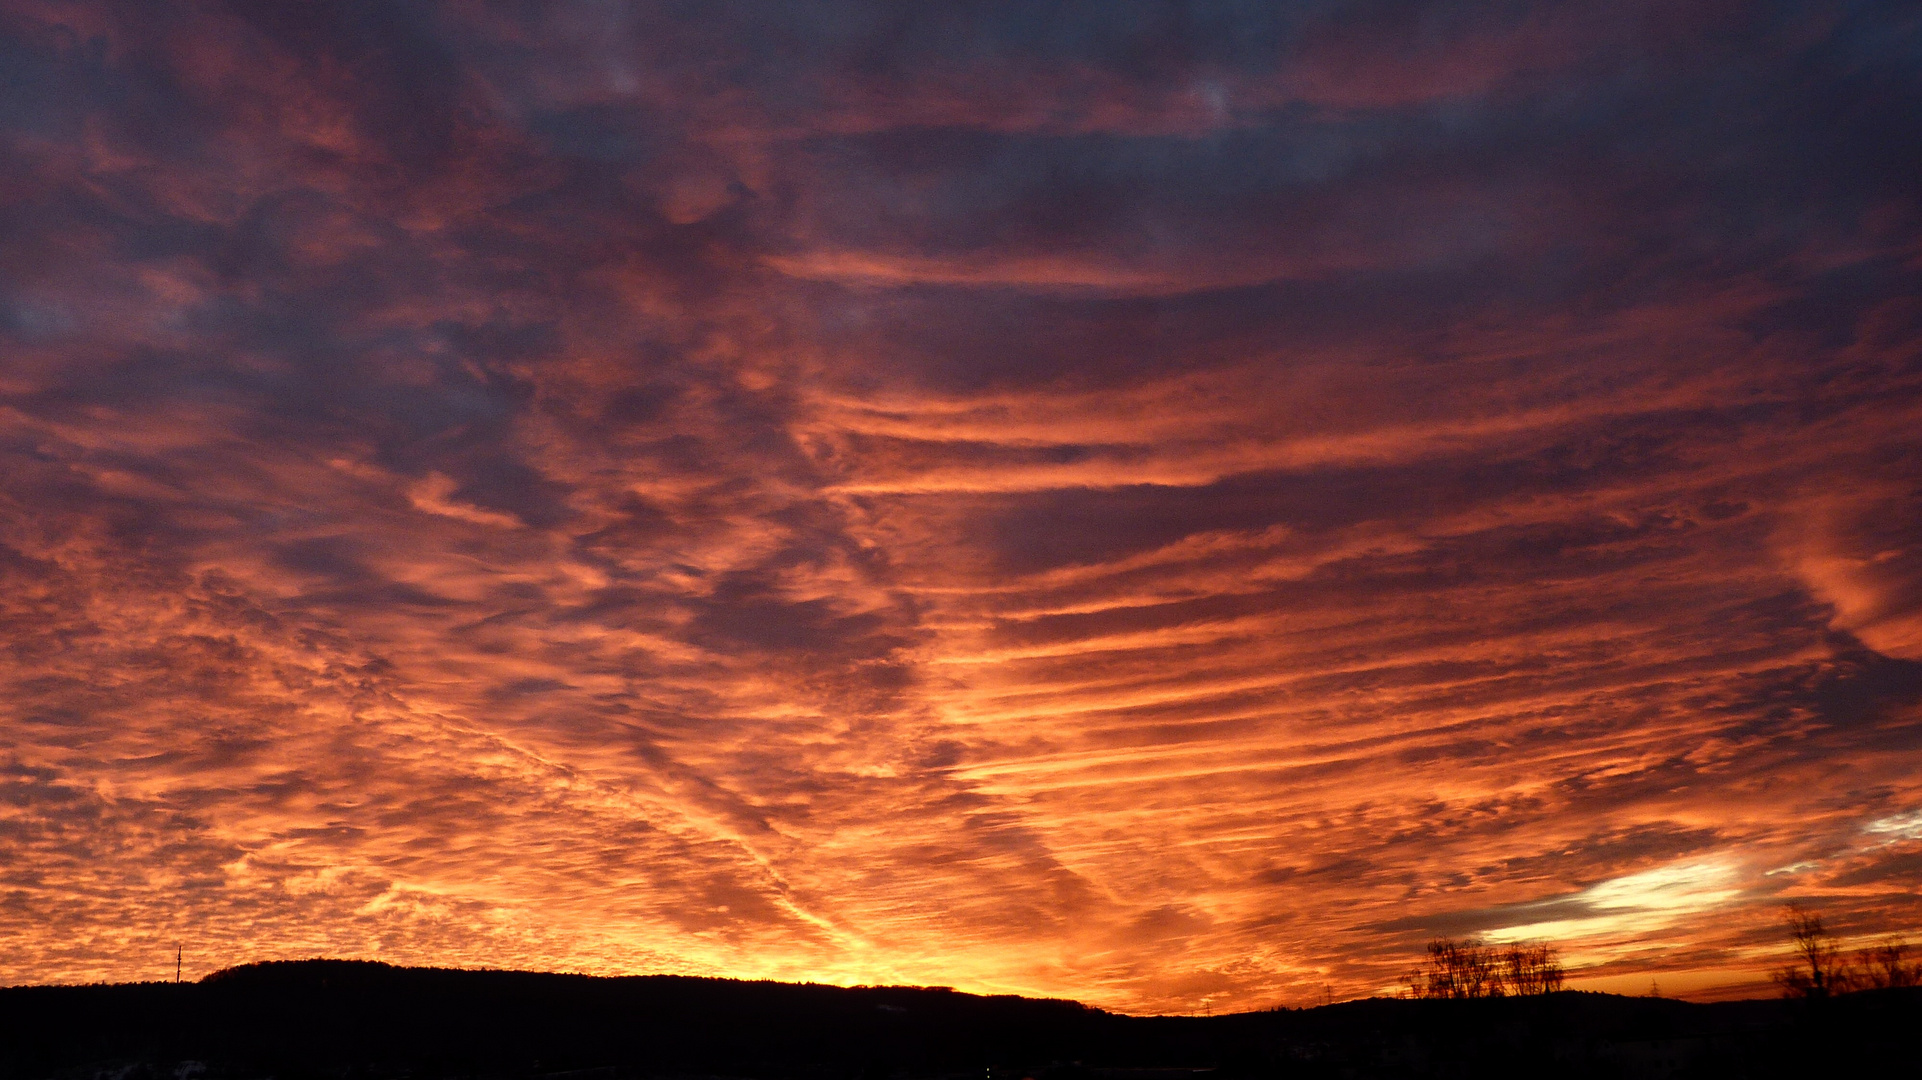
[1500,941,1565,995]
[1772,905,1851,999]
[1856,936,1920,990]
[1402,938,1563,999]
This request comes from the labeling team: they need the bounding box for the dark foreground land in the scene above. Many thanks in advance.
[4,961,1919,1080]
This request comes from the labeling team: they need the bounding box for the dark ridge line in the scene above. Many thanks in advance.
[4,958,1918,1080]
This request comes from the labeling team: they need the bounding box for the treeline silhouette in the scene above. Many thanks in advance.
[1401,939,1565,999]
[1773,905,1921,998]
[3,958,1919,1080]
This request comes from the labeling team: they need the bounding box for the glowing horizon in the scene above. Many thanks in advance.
[2,1,1919,1014]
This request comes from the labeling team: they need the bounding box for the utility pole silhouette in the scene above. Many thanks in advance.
[176,944,181,984]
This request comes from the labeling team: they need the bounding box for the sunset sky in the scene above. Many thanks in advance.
[3,1,1921,1013]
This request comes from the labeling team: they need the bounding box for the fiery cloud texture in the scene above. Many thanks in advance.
[4,1,1922,1012]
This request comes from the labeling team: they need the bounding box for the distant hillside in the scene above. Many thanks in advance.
[3,959,1918,1079]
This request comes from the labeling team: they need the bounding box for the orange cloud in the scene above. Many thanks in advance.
[0,0,1918,1018]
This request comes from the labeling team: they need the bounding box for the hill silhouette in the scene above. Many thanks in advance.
[3,959,1919,1079]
